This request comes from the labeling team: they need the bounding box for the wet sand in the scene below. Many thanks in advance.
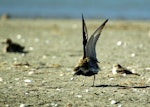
[0,19,150,107]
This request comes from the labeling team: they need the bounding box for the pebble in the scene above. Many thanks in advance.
[76,95,82,98]
[110,100,117,104]
[70,77,74,81]
[25,92,29,95]
[123,73,127,76]
[0,77,3,82]
[51,103,58,107]
[28,71,34,75]
[85,89,89,93]
[16,34,22,39]
[20,104,26,107]
[5,104,10,107]
[24,79,32,83]
[145,67,150,71]
[117,41,123,46]
[118,104,122,107]
[56,88,61,91]
[60,74,64,76]
[29,47,34,51]
[15,78,19,81]
[131,53,135,57]
[42,55,47,59]
[109,78,114,81]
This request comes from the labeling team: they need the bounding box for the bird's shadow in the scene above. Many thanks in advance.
[94,84,150,89]
[18,50,29,54]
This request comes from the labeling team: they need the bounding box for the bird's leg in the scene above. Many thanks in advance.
[92,75,95,87]
[81,76,85,86]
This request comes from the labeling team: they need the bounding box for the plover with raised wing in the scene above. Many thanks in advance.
[73,15,108,86]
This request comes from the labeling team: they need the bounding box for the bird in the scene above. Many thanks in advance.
[2,38,27,53]
[112,64,140,76]
[73,15,108,86]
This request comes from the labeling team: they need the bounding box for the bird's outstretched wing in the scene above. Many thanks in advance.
[82,14,88,58]
[86,19,108,61]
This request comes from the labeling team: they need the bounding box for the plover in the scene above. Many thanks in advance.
[112,64,140,76]
[2,38,27,53]
[73,15,108,86]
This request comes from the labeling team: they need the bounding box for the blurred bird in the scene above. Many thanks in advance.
[112,64,140,76]
[2,38,27,53]
[73,15,108,86]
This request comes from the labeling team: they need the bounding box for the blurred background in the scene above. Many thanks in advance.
[0,0,150,20]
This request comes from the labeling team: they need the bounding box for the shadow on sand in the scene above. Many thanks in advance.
[95,84,150,89]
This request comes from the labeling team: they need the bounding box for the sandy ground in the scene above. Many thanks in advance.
[0,19,150,107]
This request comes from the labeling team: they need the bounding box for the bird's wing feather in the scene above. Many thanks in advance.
[82,14,88,58]
[86,19,108,60]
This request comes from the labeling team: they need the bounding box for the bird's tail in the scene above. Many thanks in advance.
[133,73,140,76]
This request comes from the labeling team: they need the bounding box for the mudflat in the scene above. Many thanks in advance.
[0,19,150,107]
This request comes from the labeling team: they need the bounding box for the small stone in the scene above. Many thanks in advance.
[0,77,3,82]
[29,47,34,51]
[70,77,74,81]
[15,78,19,81]
[123,73,127,76]
[20,104,26,107]
[110,100,117,104]
[56,88,61,91]
[117,41,122,46]
[145,67,150,71]
[42,55,47,59]
[109,78,114,81]
[17,34,22,39]
[76,95,82,98]
[28,71,34,75]
[24,79,32,83]
[118,104,122,107]
[131,53,135,57]
[25,92,29,95]
[85,89,89,93]
[51,103,58,107]
[131,69,135,73]
[5,104,10,107]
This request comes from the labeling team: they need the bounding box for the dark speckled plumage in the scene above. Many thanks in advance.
[112,64,140,76]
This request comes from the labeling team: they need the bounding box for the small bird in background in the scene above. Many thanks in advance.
[112,64,140,76]
[2,38,27,53]
[73,15,108,86]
